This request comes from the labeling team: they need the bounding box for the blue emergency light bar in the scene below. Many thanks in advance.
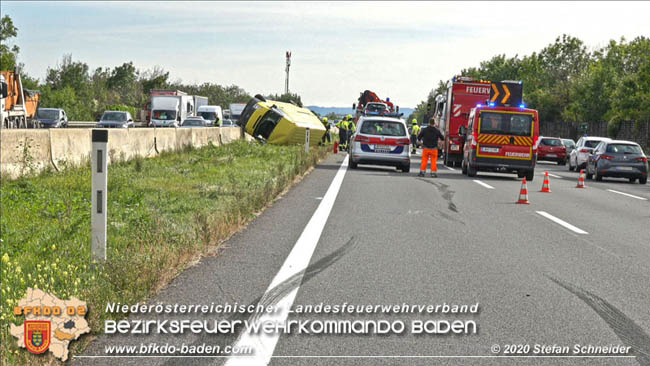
[488,102,496,107]
[519,103,526,108]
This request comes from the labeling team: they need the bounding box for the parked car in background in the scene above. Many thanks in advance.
[98,111,134,128]
[536,137,567,165]
[586,140,648,184]
[348,116,411,172]
[36,108,68,128]
[569,136,611,171]
[181,116,208,128]
[561,138,576,156]
[221,119,235,127]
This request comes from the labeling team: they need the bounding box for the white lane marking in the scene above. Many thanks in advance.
[606,189,647,201]
[548,173,562,179]
[314,196,323,200]
[536,211,588,235]
[444,165,455,171]
[225,156,349,366]
[472,180,495,189]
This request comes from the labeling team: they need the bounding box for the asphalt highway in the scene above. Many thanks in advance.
[76,150,650,366]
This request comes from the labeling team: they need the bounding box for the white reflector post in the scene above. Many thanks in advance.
[91,129,108,261]
[305,127,310,152]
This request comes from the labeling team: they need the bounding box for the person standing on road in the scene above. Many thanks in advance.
[347,117,356,149]
[337,117,347,152]
[320,117,331,145]
[410,119,421,154]
[417,118,445,177]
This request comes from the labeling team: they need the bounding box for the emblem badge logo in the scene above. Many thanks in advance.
[25,321,51,354]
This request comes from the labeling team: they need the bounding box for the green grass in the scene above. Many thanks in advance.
[0,140,330,364]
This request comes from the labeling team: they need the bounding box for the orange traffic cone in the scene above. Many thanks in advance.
[334,141,339,153]
[517,178,530,204]
[576,169,586,188]
[540,171,551,193]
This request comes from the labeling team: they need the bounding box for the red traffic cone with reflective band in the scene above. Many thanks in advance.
[540,171,551,193]
[517,178,530,204]
[576,169,586,188]
[334,141,339,153]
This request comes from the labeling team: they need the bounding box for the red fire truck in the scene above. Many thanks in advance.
[460,81,539,181]
[436,76,492,167]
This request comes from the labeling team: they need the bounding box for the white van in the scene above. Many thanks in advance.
[197,105,223,126]
[150,95,194,127]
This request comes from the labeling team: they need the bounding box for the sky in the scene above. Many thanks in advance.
[2,1,650,107]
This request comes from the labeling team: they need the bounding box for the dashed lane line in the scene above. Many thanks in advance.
[606,189,647,201]
[536,211,588,235]
[472,180,495,189]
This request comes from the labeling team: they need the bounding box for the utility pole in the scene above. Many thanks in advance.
[285,51,291,95]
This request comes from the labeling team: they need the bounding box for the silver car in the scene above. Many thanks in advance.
[568,136,611,171]
[98,111,134,128]
[348,116,411,172]
[181,117,208,128]
[586,140,648,184]
[36,108,68,128]
[561,138,576,156]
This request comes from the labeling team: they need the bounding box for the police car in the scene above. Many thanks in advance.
[348,116,411,172]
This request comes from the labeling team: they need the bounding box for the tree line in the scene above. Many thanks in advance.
[410,34,650,135]
[0,15,304,121]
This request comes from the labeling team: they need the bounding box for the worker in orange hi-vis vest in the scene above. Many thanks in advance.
[417,118,445,177]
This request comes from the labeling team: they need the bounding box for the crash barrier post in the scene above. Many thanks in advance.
[91,130,108,262]
[517,177,530,204]
[305,127,310,153]
[540,171,551,193]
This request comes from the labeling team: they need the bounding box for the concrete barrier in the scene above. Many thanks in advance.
[1,129,51,179]
[1,127,248,179]
[106,129,130,163]
[154,128,177,153]
[127,129,156,158]
[175,128,193,150]
[49,129,91,170]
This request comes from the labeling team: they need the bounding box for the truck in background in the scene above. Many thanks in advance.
[193,96,208,112]
[438,76,492,167]
[228,103,246,124]
[150,94,194,127]
[197,105,223,126]
[1,68,41,129]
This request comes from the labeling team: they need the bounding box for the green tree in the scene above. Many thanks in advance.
[0,15,19,70]
[265,92,303,107]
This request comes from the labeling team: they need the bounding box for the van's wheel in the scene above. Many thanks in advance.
[639,177,647,184]
[350,161,358,169]
[467,162,477,177]
[517,171,525,178]
[400,164,410,173]
[628,177,636,183]
[526,170,534,181]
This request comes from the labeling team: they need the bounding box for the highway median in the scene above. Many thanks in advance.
[0,140,330,365]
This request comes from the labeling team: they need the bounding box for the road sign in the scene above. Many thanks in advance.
[579,123,588,131]
[489,81,523,107]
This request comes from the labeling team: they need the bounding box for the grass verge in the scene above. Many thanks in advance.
[0,140,330,365]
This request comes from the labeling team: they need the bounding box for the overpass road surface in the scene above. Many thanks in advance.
[75,152,650,366]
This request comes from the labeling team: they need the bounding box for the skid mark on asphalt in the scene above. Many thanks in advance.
[417,178,458,213]
[548,276,650,366]
[159,237,359,366]
[248,236,359,323]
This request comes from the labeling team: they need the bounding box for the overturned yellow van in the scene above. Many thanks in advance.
[240,95,326,146]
